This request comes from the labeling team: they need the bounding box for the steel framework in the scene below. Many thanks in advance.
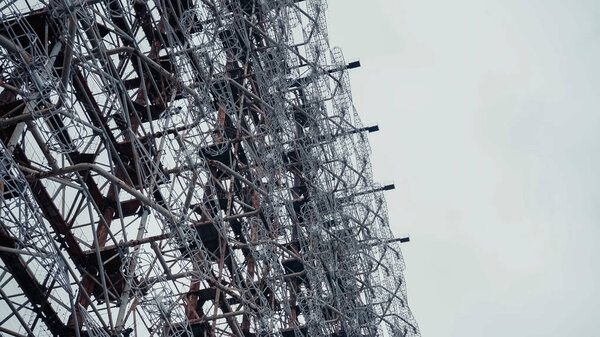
[0,0,419,336]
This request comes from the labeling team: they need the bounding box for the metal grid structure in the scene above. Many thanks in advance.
[0,0,419,336]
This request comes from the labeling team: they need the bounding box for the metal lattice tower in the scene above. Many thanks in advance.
[0,1,419,336]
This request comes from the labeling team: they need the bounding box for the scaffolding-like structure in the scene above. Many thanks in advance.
[0,1,419,336]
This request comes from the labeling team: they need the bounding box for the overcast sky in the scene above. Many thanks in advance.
[326,1,600,336]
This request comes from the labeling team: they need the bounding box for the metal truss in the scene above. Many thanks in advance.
[0,0,419,336]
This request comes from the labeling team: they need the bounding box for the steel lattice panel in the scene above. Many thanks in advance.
[0,1,419,336]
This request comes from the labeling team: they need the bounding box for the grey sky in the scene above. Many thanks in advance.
[327,1,600,336]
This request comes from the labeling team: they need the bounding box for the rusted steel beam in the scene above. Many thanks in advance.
[30,181,86,259]
[0,224,74,336]
[23,162,176,221]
